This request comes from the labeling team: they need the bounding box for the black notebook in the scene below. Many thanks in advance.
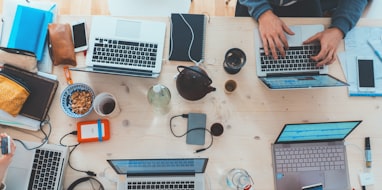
[2,64,58,121]
[169,13,206,62]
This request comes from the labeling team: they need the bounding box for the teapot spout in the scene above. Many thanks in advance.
[208,86,216,92]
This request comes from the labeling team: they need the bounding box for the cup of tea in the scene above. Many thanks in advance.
[93,92,120,118]
[224,80,237,93]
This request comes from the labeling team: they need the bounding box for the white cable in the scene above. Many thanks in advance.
[168,13,204,66]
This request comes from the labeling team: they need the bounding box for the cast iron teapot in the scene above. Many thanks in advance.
[176,65,216,101]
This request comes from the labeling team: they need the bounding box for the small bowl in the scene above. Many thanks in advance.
[60,83,95,118]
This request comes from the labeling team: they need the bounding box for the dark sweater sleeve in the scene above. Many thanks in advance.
[239,0,273,20]
[330,0,368,36]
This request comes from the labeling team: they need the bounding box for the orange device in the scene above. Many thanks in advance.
[77,119,110,143]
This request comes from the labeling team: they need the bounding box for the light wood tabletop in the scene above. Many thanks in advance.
[2,14,382,190]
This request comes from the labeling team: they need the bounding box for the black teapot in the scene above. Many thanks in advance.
[176,66,216,101]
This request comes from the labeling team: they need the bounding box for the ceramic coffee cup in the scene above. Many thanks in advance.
[93,92,120,118]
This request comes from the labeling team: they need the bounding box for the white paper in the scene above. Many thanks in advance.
[341,26,382,96]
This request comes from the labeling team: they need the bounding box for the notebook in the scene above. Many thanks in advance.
[5,140,69,190]
[107,158,208,190]
[272,121,362,190]
[7,5,53,61]
[2,64,59,122]
[254,25,348,89]
[169,13,206,63]
[70,16,166,78]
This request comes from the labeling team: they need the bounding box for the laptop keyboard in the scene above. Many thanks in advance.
[91,38,158,68]
[274,144,346,173]
[29,149,62,190]
[260,44,323,72]
[128,159,194,168]
[127,180,195,190]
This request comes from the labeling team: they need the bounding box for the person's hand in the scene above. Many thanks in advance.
[0,133,16,182]
[258,10,295,59]
[303,27,344,66]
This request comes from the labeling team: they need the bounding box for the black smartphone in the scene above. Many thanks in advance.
[357,56,375,92]
[71,20,88,52]
[1,136,11,154]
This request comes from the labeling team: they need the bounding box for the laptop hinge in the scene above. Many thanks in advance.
[93,65,155,77]
[266,71,320,77]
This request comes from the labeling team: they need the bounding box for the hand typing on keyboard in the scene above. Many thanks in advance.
[246,0,368,67]
[303,28,344,67]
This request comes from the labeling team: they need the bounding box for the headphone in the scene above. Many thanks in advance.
[67,177,105,190]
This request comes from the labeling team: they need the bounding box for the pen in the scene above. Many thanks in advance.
[365,137,371,168]
[367,39,382,62]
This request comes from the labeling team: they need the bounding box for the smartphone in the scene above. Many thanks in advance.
[357,56,375,92]
[1,136,11,154]
[301,183,323,190]
[71,20,88,52]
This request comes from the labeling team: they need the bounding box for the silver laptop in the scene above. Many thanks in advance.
[71,16,166,78]
[107,158,208,190]
[255,25,348,89]
[5,140,69,190]
[272,121,362,190]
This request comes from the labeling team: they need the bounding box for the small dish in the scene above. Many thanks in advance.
[60,83,95,118]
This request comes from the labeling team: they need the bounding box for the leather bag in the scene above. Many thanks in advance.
[48,23,77,66]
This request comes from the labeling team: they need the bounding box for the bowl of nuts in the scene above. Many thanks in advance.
[60,83,95,118]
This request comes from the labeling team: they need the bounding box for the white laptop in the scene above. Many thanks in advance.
[71,16,166,78]
[254,25,348,89]
[107,158,208,190]
[5,140,69,190]
[272,121,361,190]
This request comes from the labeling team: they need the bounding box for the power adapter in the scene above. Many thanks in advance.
[186,113,206,145]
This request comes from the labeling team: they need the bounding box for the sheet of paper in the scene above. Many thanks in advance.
[341,27,382,96]
[0,110,40,131]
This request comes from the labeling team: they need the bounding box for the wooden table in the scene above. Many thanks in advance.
[2,16,382,190]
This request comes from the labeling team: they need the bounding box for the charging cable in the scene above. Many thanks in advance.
[169,114,213,153]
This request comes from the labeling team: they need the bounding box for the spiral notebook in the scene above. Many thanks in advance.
[169,13,206,62]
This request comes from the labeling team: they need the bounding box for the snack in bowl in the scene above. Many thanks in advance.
[60,83,95,118]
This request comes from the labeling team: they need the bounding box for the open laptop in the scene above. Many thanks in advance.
[70,16,166,78]
[272,121,362,190]
[107,158,208,190]
[5,140,69,190]
[254,25,348,89]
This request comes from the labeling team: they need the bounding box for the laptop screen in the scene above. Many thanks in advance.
[107,158,208,175]
[260,74,348,89]
[275,121,361,143]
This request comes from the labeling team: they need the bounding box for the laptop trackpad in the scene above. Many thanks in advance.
[5,167,29,189]
[116,20,141,39]
[325,170,349,189]
[299,171,325,187]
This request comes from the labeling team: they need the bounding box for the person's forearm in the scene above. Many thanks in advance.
[239,0,273,20]
[330,0,368,36]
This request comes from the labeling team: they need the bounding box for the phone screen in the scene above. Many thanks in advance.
[72,22,87,49]
[358,59,375,88]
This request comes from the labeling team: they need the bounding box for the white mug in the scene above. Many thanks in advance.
[93,92,120,118]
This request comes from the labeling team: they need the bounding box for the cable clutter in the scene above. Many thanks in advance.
[169,113,224,153]
[59,119,112,190]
